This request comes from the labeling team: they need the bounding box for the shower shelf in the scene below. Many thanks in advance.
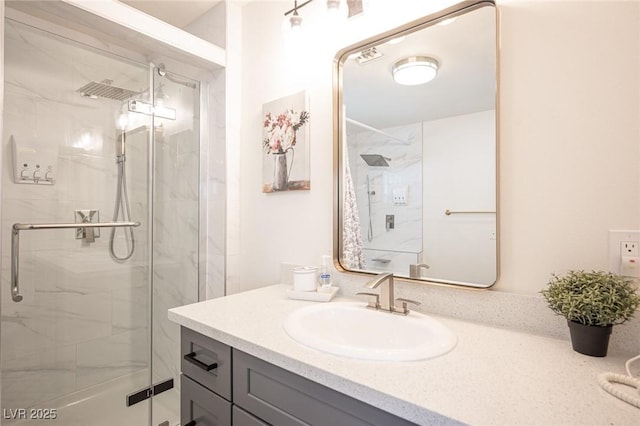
[10,221,141,303]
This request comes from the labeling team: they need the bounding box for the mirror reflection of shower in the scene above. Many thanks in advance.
[365,175,374,242]
[361,155,390,243]
[360,154,391,167]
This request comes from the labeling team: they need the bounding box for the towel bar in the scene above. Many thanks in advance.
[11,221,140,302]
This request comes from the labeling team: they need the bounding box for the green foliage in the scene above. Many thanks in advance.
[292,111,309,132]
[541,270,640,326]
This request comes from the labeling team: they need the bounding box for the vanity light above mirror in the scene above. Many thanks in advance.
[283,0,362,31]
[334,0,498,288]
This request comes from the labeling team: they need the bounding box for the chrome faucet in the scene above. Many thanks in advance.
[365,272,395,311]
[409,263,430,278]
[357,272,421,315]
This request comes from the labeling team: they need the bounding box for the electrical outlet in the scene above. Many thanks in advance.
[609,230,640,275]
[621,241,639,256]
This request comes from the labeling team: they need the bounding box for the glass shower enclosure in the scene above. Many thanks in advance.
[1,18,200,426]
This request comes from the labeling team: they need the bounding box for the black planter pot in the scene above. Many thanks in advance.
[567,320,612,357]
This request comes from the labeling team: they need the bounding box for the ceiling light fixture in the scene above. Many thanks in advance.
[284,0,348,29]
[290,9,303,31]
[392,56,439,86]
[284,0,311,30]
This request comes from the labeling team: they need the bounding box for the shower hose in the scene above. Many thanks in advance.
[598,353,640,409]
[109,155,135,261]
[366,175,373,242]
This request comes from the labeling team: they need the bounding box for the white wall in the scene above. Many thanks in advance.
[498,0,639,293]
[423,110,496,285]
[236,0,640,295]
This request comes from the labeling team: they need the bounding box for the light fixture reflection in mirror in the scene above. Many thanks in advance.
[392,56,439,86]
[335,0,498,288]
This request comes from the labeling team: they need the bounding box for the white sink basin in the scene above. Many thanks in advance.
[283,302,456,361]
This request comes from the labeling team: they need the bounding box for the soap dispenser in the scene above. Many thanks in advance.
[318,255,333,292]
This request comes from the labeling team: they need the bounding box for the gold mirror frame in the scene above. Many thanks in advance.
[333,0,499,288]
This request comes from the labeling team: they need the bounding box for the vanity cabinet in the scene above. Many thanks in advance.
[180,327,233,426]
[180,327,416,426]
[181,375,232,426]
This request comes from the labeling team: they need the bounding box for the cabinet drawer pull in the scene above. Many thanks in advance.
[184,352,218,371]
[184,421,196,426]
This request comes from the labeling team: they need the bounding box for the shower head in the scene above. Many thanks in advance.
[77,80,139,101]
[360,154,391,167]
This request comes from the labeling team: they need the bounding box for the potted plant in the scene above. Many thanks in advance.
[541,270,640,357]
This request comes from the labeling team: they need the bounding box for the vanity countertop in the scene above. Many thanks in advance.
[168,284,639,425]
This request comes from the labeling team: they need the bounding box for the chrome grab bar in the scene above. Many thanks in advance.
[12,222,140,231]
[11,221,141,302]
[445,209,496,216]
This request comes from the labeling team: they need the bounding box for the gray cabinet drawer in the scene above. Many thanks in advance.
[181,375,232,426]
[232,406,269,426]
[233,350,417,426]
[181,327,232,400]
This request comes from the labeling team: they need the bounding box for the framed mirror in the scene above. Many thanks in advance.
[334,0,498,288]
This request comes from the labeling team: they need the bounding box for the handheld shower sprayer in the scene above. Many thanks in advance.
[116,130,126,159]
[366,175,374,242]
[109,129,135,261]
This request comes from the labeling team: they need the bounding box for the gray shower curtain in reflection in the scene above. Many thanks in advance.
[343,145,365,269]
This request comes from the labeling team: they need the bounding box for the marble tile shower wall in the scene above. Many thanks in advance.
[1,22,150,409]
[350,123,423,275]
[151,127,200,387]
[205,70,227,300]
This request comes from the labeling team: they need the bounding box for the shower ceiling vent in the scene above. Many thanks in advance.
[77,80,139,101]
[355,47,383,64]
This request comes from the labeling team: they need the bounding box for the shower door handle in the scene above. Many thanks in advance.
[11,227,23,302]
[10,221,140,302]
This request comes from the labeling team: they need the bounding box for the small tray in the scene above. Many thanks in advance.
[286,286,339,302]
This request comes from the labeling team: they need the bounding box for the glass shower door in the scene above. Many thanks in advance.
[1,18,201,426]
[149,65,201,426]
[1,19,154,426]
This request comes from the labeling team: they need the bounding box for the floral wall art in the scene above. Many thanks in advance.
[262,91,310,192]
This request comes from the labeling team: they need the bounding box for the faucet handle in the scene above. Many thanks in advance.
[356,292,380,310]
[394,297,421,315]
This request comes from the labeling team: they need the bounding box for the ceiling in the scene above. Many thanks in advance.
[120,0,223,28]
[5,0,224,70]
[343,5,496,130]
